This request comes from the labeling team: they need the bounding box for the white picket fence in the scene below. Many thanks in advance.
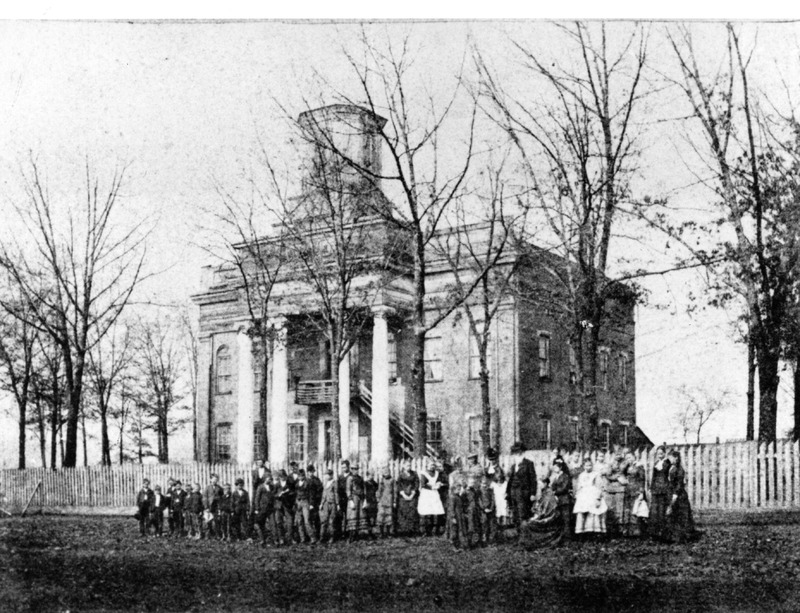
[1,440,798,514]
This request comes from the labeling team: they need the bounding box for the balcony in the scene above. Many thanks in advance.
[295,379,336,405]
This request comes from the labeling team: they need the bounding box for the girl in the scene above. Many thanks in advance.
[395,460,419,536]
[573,457,607,538]
[417,460,445,536]
[666,450,701,543]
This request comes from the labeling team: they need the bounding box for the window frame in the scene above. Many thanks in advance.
[599,347,610,391]
[388,331,398,383]
[423,331,443,382]
[215,422,232,462]
[215,345,232,395]
[428,418,443,453]
[468,415,482,454]
[287,421,307,465]
[537,331,551,380]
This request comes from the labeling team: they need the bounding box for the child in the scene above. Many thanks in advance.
[345,464,366,542]
[364,470,379,538]
[169,481,187,537]
[376,466,395,538]
[573,457,608,539]
[464,475,481,549]
[218,483,233,541]
[448,478,468,550]
[294,469,315,544]
[477,475,496,545]
[149,485,167,537]
[318,469,339,544]
[135,479,154,537]
[185,483,204,540]
[253,473,275,546]
[232,478,251,541]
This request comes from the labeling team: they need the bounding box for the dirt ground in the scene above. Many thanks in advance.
[1,514,799,612]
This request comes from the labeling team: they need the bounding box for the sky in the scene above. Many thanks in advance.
[0,19,798,467]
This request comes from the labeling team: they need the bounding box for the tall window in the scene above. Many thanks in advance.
[253,358,263,391]
[468,416,482,454]
[424,332,443,381]
[288,423,306,464]
[388,332,398,381]
[568,342,578,385]
[538,418,552,450]
[570,416,580,446]
[428,418,443,453]
[215,423,232,462]
[599,348,610,391]
[601,422,611,452]
[469,322,492,379]
[319,340,331,378]
[253,423,265,461]
[538,332,551,379]
[621,423,630,448]
[618,353,629,392]
[216,345,232,394]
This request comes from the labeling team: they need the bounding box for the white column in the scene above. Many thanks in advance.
[236,329,254,465]
[269,317,289,466]
[371,306,393,464]
[338,348,351,460]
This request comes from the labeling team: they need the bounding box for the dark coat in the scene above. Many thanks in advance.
[276,479,296,510]
[186,491,204,515]
[232,489,250,515]
[218,492,233,514]
[507,458,538,502]
[203,483,223,513]
[136,487,154,512]
[170,489,187,512]
[651,459,672,496]
[308,475,323,508]
[149,492,167,514]
[254,482,275,515]
[551,472,572,506]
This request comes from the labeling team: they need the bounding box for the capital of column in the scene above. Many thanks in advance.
[371,305,395,320]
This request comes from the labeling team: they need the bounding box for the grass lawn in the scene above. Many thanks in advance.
[1,515,799,612]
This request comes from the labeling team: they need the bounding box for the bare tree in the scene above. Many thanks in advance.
[674,384,731,444]
[179,306,201,461]
[0,156,147,466]
[668,24,800,441]
[290,30,483,455]
[86,321,133,465]
[478,22,650,447]
[131,313,189,464]
[0,288,38,468]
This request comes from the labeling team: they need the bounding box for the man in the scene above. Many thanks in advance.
[466,452,484,481]
[306,465,324,541]
[203,473,223,539]
[294,469,316,544]
[275,469,296,545]
[150,485,167,537]
[506,441,537,528]
[252,459,269,489]
[335,460,351,540]
[136,479,154,537]
[318,469,339,544]
[253,472,276,547]
[169,480,187,537]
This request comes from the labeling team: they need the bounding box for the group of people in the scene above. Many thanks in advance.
[133,442,700,550]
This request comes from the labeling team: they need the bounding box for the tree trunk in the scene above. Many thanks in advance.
[411,242,428,457]
[37,400,46,468]
[793,361,800,442]
[480,363,491,454]
[18,398,26,469]
[100,403,111,466]
[330,345,341,460]
[747,333,756,441]
[50,408,58,469]
[259,334,269,462]
[756,345,780,442]
[81,411,88,466]
[64,383,81,468]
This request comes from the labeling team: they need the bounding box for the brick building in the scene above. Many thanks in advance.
[192,104,648,466]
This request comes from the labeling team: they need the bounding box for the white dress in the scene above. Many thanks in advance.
[492,480,509,519]
[417,470,445,516]
[573,470,608,534]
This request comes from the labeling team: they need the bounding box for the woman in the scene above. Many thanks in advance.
[649,446,671,540]
[604,451,626,537]
[491,464,509,529]
[395,460,419,537]
[573,457,607,538]
[417,460,445,536]
[520,459,572,549]
[666,450,701,543]
[622,451,647,537]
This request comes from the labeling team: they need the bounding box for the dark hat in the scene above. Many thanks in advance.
[298,469,306,476]
[279,469,288,478]
[487,447,498,461]
[306,464,316,473]
[510,441,527,454]
[326,469,334,476]
[175,480,182,486]
[235,478,244,486]
[289,461,298,468]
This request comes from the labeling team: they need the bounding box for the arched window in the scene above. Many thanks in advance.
[216,345,232,394]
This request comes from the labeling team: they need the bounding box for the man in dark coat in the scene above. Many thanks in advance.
[275,469,296,545]
[136,479,155,536]
[253,474,276,546]
[506,441,537,528]
[203,473,223,539]
[335,460,351,540]
[232,478,250,541]
[149,485,167,536]
[307,464,323,541]
[169,481,187,537]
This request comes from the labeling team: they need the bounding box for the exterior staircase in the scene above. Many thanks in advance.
[355,380,437,459]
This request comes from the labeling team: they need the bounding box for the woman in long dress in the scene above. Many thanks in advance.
[649,446,671,540]
[573,457,607,538]
[395,460,419,536]
[666,450,701,543]
[622,451,647,537]
[417,460,445,536]
[491,467,509,529]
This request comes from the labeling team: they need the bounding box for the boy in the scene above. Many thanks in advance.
[136,479,154,537]
[464,475,481,549]
[150,485,167,537]
[294,469,315,544]
[307,465,323,541]
[376,465,395,538]
[218,483,233,541]
[318,468,339,544]
[232,478,250,541]
[364,469,379,538]
[448,477,468,550]
[477,474,496,545]
[185,482,204,540]
[170,480,187,537]
[203,473,223,539]
[253,472,275,547]
[275,469,296,545]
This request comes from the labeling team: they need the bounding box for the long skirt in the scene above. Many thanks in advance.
[346,495,369,534]
[574,511,606,534]
[396,496,419,535]
[667,492,701,544]
[649,493,669,540]
[604,490,625,535]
